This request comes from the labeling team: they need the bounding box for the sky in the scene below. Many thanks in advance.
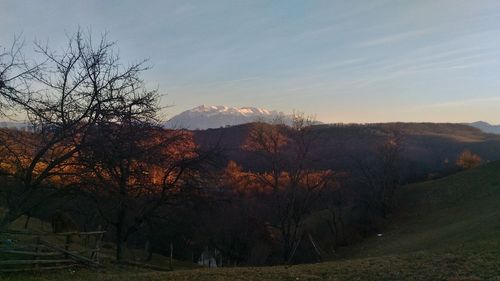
[2,0,500,123]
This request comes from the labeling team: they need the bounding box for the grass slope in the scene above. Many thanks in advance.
[3,162,500,280]
[346,160,500,258]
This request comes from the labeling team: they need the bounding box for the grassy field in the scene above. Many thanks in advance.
[2,162,500,280]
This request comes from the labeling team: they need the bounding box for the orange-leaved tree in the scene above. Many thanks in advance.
[76,101,201,261]
[456,150,482,170]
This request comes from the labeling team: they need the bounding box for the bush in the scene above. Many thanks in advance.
[456,150,482,170]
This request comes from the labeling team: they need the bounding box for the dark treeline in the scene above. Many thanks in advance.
[0,30,491,266]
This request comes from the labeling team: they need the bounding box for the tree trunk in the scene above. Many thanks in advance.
[327,208,339,245]
[283,242,290,262]
[282,231,291,262]
[116,239,124,262]
[115,207,126,261]
[116,183,127,262]
[145,240,153,261]
[24,215,31,229]
[338,209,346,246]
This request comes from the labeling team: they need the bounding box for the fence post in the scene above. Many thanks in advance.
[33,236,41,271]
[169,242,173,271]
[64,234,71,259]
[92,232,104,263]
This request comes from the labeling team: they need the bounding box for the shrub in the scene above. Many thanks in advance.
[456,150,482,170]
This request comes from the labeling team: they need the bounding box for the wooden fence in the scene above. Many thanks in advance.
[0,230,105,272]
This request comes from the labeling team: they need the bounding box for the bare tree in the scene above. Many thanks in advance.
[74,82,222,261]
[0,36,40,116]
[242,114,335,263]
[353,130,406,219]
[77,121,200,261]
[0,30,153,229]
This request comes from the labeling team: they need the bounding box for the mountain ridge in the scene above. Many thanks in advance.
[468,121,500,134]
[165,105,294,130]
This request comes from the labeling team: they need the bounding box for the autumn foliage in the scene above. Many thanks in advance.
[456,150,482,170]
[222,116,337,262]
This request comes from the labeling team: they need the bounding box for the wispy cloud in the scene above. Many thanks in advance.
[168,76,262,90]
[347,36,500,88]
[420,97,500,109]
[359,29,430,47]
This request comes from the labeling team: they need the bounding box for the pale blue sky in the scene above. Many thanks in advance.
[2,0,500,123]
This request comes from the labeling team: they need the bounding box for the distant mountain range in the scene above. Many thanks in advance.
[165,105,295,130]
[164,105,500,133]
[468,121,500,134]
[0,121,32,131]
[2,109,499,135]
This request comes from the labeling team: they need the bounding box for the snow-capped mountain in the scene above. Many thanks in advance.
[165,105,292,130]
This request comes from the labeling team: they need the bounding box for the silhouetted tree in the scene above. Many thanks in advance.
[0,36,40,115]
[353,130,406,219]
[78,121,200,261]
[0,30,154,229]
[242,114,335,263]
[75,86,223,261]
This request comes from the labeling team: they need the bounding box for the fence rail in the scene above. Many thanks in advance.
[0,230,105,272]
